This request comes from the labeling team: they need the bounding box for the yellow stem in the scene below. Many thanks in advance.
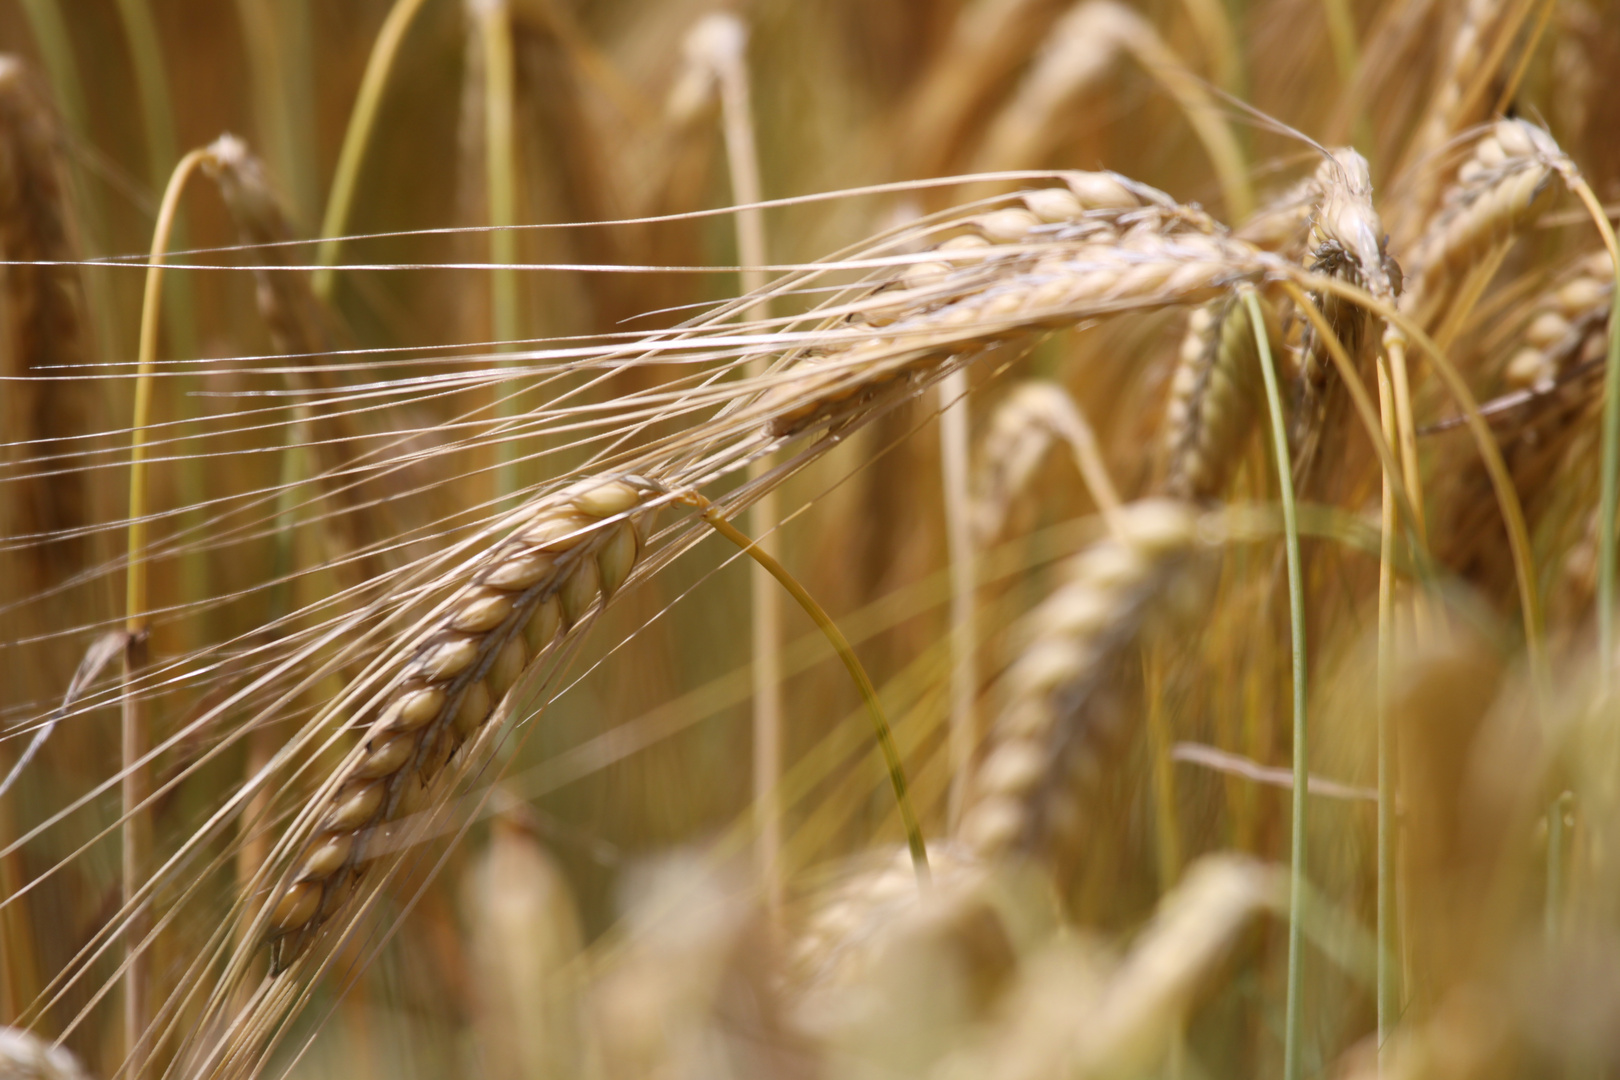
[1292,273,1547,696]
[123,144,210,1076]
[688,495,931,888]
[314,0,436,298]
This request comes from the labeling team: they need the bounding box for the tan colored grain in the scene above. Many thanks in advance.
[1162,294,1272,500]
[759,175,1264,439]
[262,475,660,971]
[956,500,1213,874]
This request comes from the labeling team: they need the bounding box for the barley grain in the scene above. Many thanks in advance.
[956,500,1213,873]
[262,475,661,971]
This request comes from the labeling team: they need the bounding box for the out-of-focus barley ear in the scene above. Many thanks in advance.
[200,134,399,585]
[1396,0,1535,236]
[789,847,1050,1076]
[463,800,584,1080]
[956,499,1215,881]
[0,58,99,589]
[0,67,108,960]
[970,379,1124,543]
[1162,294,1275,501]
[1399,119,1570,339]
[965,1,1253,221]
[0,1027,93,1080]
[934,855,1281,1080]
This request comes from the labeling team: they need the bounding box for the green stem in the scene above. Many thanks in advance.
[1545,791,1574,944]
[1375,349,1399,1059]
[123,145,209,1076]
[702,12,787,913]
[1566,179,1620,693]
[313,0,436,299]
[476,0,521,501]
[1245,288,1307,1080]
[692,497,931,888]
[114,0,198,364]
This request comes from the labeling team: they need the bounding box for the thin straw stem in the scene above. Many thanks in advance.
[691,499,931,889]
[1375,347,1399,1059]
[123,145,210,1075]
[115,0,197,363]
[703,12,788,913]
[940,369,976,830]
[314,0,435,298]
[1244,287,1307,1080]
[1562,177,1620,691]
[476,0,522,500]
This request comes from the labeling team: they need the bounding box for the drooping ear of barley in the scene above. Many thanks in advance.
[200,134,400,583]
[1399,119,1571,335]
[1288,148,1400,493]
[757,173,1267,441]
[0,57,99,587]
[970,378,1123,542]
[258,475,661,973]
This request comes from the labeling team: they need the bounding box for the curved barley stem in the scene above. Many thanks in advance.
[682,11,788,912]
[1564,177,1620,690]
[473,0,523,501]
[123,143,210,1073]
[686,494,932,890]
[1278,280,1425,561]
[313,0,436,297]
[1244,286,1307,1080]
[1375,338,1400,1059]
[940,369,976,831]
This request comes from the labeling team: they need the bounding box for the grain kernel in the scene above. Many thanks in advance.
[300,833,353,880]
[487,635,527,698]
[566,478,642,518]
[327,782,384,831]
[354,733,415,779]
[455,681,492,738]
[270,881,321,932]
[596,522,638,596]
[485,551,557,590]
[418,635,479,680]
[560,558,600,623]
[449,590,513,633]
[526,596,563,651]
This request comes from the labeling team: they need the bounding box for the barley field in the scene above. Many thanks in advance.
[1,0,1618,1077]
